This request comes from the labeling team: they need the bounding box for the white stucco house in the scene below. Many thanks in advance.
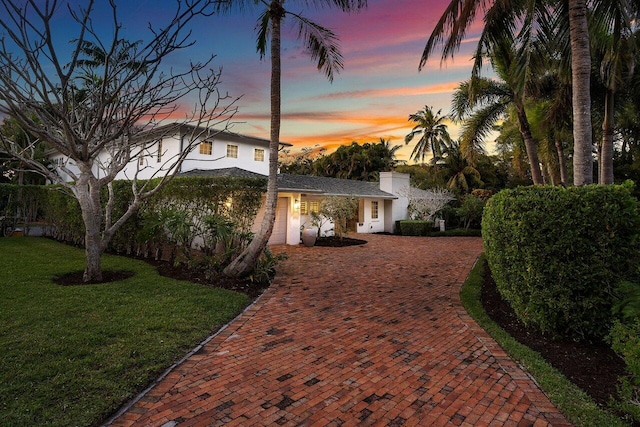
[46,123,413,246]
[47,123,286,182]
[181,168,411,245]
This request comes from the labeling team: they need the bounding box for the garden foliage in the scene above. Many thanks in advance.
[3,176,266,265]
[397,220,433,236]
[0,183,47,224]
[482,183,640,340]
[318,196,358,238]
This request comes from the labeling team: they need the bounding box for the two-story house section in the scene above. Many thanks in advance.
[47,123,291,182]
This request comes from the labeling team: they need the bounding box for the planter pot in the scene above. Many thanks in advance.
[301,228,317,247]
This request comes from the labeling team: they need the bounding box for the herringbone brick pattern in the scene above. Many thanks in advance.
[109,235,571,426]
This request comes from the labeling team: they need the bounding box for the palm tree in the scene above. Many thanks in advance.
[420,0,594,185]
[440,138,482,194]
[450,39,544,185]
[404,106,451,164]
[591,5,640,184]
[216,0,367,277]
[567,0,593,185]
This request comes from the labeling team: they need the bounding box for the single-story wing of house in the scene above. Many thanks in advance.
[181,168,412,245]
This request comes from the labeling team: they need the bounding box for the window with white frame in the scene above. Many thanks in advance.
[227,144,238,158]
[300,201,308,215]
[371,201,379,219]
[157,139,163,163]
[254,148,265,162]
[199,141,212,155]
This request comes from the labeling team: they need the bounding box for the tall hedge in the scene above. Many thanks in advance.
[482,184,640,340]
[31,177,266,252]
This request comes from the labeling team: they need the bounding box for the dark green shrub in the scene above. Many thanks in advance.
[0,183,48,223]
[456,194,486,229]
[482,184,640,340]
[398,220,433,236]
[609,280,640,423]
[609,317,640,423]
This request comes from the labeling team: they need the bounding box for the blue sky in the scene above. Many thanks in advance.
[31,0,487,162]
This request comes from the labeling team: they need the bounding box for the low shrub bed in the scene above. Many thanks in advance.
[396,220,433,236]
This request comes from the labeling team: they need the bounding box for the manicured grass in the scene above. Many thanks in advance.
[461,254,629,427]
[0,237,250,426]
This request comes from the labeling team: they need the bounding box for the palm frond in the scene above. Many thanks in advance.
[419,0,489,70]
[294,15,343,82]
[254,9,271,59]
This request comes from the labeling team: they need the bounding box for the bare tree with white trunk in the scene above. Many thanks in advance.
[398,186,455,222]
[0,0,236,282]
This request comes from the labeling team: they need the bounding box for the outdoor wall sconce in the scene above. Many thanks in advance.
[294,198,300,210]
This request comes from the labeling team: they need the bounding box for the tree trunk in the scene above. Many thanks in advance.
[76,170,103,282]
[555,138,568,186]
[569,0,593,185]
[223,1,283,278]
[600,88,615,184]
[515,106,544,185]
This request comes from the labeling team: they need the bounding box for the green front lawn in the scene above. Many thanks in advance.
[0,237,250,426]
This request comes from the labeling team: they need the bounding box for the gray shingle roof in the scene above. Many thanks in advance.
[179,167,268,179]
[177,170,396,199]
[278,173,396,199]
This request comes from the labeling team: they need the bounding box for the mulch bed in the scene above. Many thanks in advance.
[54,270,135,285]
[480,260,626,407]
[315,236,367,247]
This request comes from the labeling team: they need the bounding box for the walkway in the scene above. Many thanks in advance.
[110,234,570,426]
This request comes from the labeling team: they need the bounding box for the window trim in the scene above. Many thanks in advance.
[227,144,238,158]
[254,148,265,162]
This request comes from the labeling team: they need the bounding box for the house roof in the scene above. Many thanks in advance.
[133,123,293,148]
[179,167,268,179]
[177,169,396,199]
[278,173,396,199]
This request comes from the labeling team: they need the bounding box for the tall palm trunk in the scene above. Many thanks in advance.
[569,0,593,185]
[600,88,615,184]
[555,138,568,186]
[224,1,283,277]
[515,105,544,185]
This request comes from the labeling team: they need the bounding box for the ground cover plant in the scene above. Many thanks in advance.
[0,237,249,426]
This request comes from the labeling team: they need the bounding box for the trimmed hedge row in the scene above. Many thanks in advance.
[2,176,266,256]
[482,184,640,341]
[396,220,433,236]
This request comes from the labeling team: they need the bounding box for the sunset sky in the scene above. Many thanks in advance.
[57,0,487,163]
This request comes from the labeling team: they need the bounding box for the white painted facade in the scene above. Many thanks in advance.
[47,126,275,183]
[46,126,414,246]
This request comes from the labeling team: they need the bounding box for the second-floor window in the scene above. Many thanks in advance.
[199,141,212,155]
[227,144,238,158]
[254,148,265,162]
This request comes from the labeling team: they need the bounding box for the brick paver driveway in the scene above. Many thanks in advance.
[109,234,570,426]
